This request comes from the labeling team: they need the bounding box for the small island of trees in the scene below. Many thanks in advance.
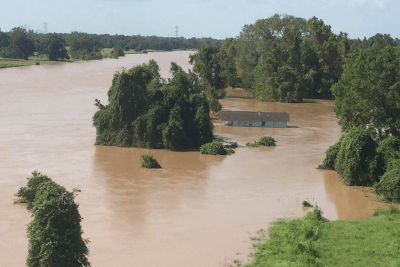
[93,60,214,151]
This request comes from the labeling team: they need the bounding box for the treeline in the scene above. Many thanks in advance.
[192,14,400,103]
[319,44,400,203]
[62,34,223,51]
[0,26,222,61]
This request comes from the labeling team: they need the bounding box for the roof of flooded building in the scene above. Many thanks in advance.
[218,111,290,122]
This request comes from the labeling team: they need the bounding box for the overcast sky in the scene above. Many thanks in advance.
[2,0,399,40]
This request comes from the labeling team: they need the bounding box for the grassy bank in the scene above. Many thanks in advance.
[0,54,73,68]
[243,206,400,267]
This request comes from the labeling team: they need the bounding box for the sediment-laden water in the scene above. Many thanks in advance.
[0,52,386,266]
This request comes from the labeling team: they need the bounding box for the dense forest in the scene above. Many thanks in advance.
[193,14,400,103]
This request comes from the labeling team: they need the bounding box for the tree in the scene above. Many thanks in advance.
[38,33,69,60]
[0,29,9,49]
[15,171,90,267]
[66,31,103,59]
[189,45,226,113]
[331,45,400,137]
[334,128,381,186]
[0,27,35,59]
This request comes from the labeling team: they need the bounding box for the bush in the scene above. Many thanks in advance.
[200,140,227,155]
[318,138,343,170]
[334,128,380,186]
[140,154,161,168]
[257,136,276,146]
[109,46,125,58]
[374,160,400,202]
[246,136,276,148]
[302,200,313,207]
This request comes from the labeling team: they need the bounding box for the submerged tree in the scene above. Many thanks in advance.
[93,60,213,150]
[15,171,90,267]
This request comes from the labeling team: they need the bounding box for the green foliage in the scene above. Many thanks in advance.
[236,14,344,101]
[245,206,324,267]
[93,60,213,151]
[374,160,400,202]
[140,154,161,168]
[376,136,400,170]
[246,206,400,267]
[109,46,125,58]
[200,140,227,155]
[0,27,35,59]
[189,45,226,113]
[246,136,276,147]
[66,31,103,60]
[257,136,276,146]
[37,33,69,61]
[318,137,343,170]
[15,171,90,267]
[334,128,380,186]
[331,45,400,136]
[302,200,313,207]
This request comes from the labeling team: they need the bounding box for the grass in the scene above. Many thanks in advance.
[0,54,73,68]
[245,206,400,267]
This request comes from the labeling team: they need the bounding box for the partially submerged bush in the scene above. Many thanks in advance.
[140,154,161,168]
[334,128,380,186]
[200,140,227,155]
[318,137,343,170]
[302,200,313,207]
[246,136,276,148]
[258,136,276,146]
[374,160,400,202]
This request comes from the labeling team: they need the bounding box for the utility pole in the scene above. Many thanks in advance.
[44,22,48,34]
[175,26,178,38]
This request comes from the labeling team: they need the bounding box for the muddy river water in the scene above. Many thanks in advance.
[0,51,387,266]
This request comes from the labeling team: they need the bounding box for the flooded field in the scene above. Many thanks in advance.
[0,52,387,266]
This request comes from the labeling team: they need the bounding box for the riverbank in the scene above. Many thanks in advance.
[242,206,400,267]
[0,49,196,68]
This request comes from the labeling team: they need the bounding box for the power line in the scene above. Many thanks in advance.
[175,26,178,38]
[44,22,48,34]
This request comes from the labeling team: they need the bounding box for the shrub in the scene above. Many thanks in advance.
[258,136,276,146]
[334,128,380,186]
[246,136,276,148]
[302,200,313,207]
[374,160,400,202]
[140,154,161,168]
[200,140,227,155]
[225,141,238,148]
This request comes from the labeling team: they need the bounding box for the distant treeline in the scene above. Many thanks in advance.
[0,27,222,60]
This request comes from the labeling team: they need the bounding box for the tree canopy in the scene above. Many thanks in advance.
[38,33,69,60]
[332,45,400,137]
[93,60,213,150]
[66,31,103,60]
[0,27,35,59]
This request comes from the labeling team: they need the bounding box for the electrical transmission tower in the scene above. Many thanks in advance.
[44,22,48,34]
[175,26,178,38]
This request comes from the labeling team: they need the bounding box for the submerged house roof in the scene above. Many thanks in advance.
[218,111,289,122]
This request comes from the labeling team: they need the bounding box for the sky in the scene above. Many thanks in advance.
[2,0,399,40]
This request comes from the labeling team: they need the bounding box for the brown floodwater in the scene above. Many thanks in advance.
[0,52,388,266]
